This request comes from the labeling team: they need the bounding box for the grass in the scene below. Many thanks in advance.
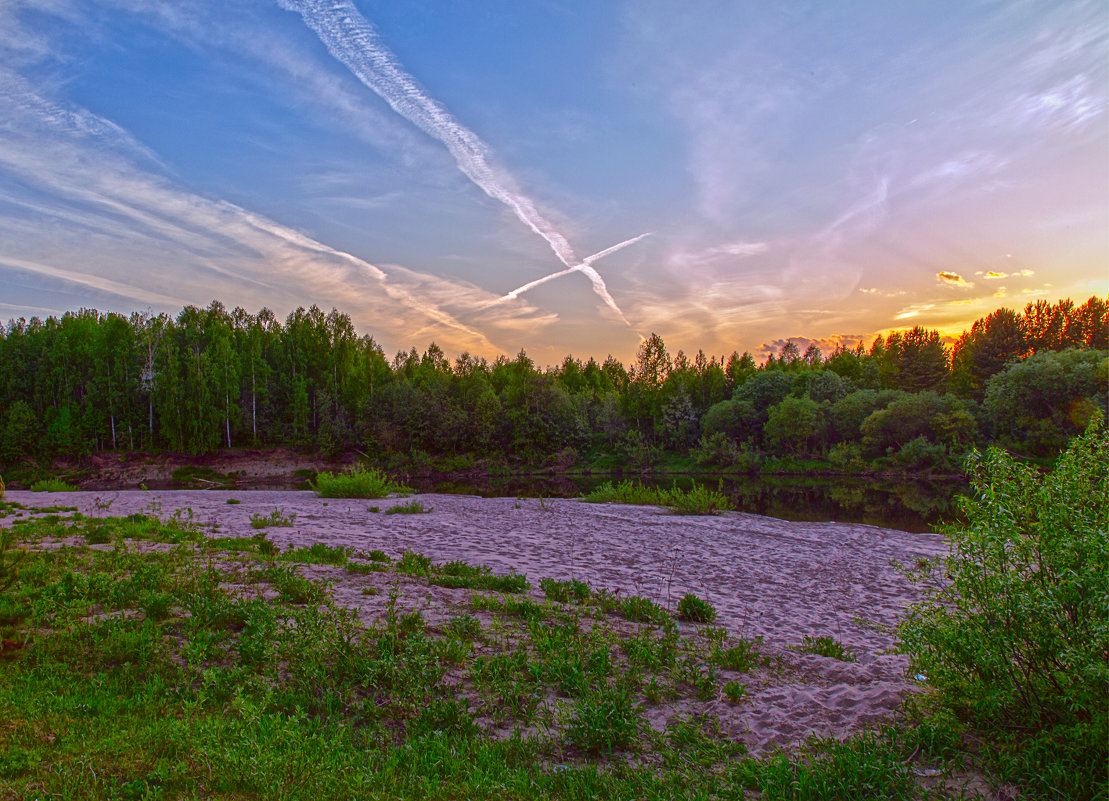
[310,465,412,498]
[0,503,1089,801]
[793,634,858,662]
[385,499,432,515]
[582,480,734,515]
[29,478,79,492]
[249,507,296,529]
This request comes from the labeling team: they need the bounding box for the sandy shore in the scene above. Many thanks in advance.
[7,488,947,753]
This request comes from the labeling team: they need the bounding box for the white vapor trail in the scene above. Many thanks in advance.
[279,0,645,323]
[499,232,651,325]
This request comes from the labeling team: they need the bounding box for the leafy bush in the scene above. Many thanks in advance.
[899,425,1108,797]
[565,686,643,754]
[676,593,717,623]
[723,681,747,704]
[29,478,78,492]
[310,466,412,499]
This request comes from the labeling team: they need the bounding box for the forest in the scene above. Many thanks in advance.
[0,296,1105,476]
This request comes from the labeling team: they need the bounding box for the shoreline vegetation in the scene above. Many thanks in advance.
[0,427,1104,799]
[0,296,1105,493]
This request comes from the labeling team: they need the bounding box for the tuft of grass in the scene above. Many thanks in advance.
[676,593,717,623]
[583,479,734,515]
[565,686,643,755]
[793,634,857,662]
[249,508,296,529]
[225,498,241,505]
[713,636,764,672]
[540,577,591,604]
[723,681,747,704]
[581,480,661,506]
[310,466,412,499]
[29,478,78,492]
[279,542,351,566]
[620,595,670,625]
[384,499,432,515]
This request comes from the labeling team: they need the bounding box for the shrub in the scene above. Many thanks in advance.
[565,686,643,754]
[661,482,734,516]
[310,466,412,499]
[30,478,78,492]
[540,577,591,604]
[723,681,747,704]
[582,480,661,506]
[899,425,1108,797]
[676,593,717,623]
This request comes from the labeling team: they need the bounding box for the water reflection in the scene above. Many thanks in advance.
[405,473,963,533]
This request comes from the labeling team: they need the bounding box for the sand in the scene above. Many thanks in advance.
[6,488,947,754]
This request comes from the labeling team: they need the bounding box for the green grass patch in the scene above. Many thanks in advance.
[310,466,412,499]
[29,478,78,492]
[249,507,296,529]
[385,499,432,515]
[793,634,858,662]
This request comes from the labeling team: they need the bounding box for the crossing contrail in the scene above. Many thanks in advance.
[278,0,645,322]
[499,233,651,325]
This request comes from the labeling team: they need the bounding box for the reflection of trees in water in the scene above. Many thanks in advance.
[410,473,964,532]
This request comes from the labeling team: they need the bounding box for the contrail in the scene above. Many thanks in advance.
[278,0,645,322]
[499,232,651,325]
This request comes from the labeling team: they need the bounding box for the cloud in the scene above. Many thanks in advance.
[977,269,1034,279]
[279,0,642,323]
[0,68,561,355]
[937,271,973,287]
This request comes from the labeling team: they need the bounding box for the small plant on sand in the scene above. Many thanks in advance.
[714,636,764,672]
[676,592,717,623]
[621,595,670,625]
[0,474,5,499]
[280,542,351,566]
[794,634,857,662]
[29,478,78,492]
[310,466,412,499]
[225,498,241,505]
[723,680,748,704]
[249,508,296,529]
[540,577,591,603]
[384,499,432,515]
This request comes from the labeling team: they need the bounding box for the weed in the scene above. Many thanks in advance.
[367,550,390,563]
[794,635,857,662]
[29,478,78,492]
[385,499,432,515]
[249,508,296,529]
[279,542,351,566]
[226,498,241,505]
[310,466,412,499]
[676,593,717,623]
[396,550,431,575]
[620,595,670,625]
[565,685,643,754]
[540,577,591,604]
[713,636,764,672]
[723,681,747,704]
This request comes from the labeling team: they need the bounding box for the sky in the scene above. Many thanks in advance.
[1,0,1106,364]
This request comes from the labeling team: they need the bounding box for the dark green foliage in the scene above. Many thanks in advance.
[539,577,591,603]
[29,478,78,492]
[249,507,296,528]
[564,686,643,754]
[620,595,670,624]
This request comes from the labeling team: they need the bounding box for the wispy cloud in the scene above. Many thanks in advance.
[0,68,557,354]
[977,269,1034,279]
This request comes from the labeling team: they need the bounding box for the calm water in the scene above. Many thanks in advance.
[404,473,963,534]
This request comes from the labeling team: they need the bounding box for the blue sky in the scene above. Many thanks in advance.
[1,0,1105,362]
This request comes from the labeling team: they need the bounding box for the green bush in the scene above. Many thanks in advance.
[384,499,432,515]
[899,425,1108,797]
[581,480,661,506]
[676,593,717,623]
[661,483,734,516]
[249,508,296,529]
[310,466,412,499]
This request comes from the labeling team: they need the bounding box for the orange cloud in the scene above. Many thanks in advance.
[937,271,973,287]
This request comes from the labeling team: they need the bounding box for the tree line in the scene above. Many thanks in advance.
[0,297,1105,472]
